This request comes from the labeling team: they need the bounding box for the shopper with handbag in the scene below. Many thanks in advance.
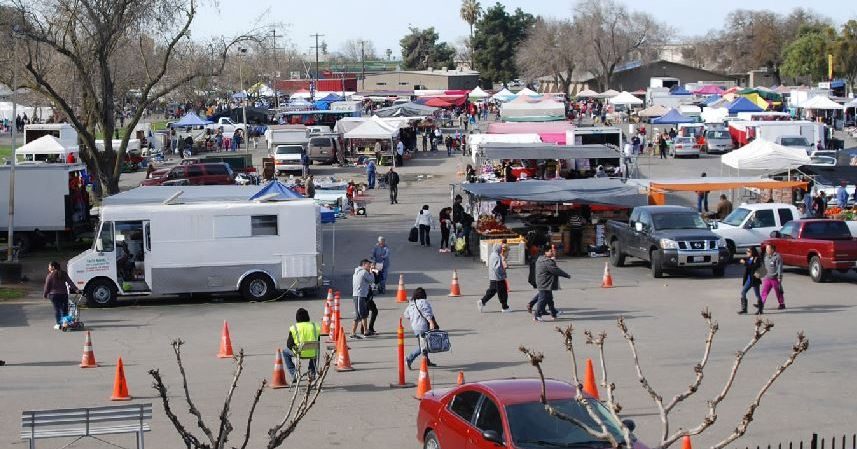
[403,287,438,370]
[415,205,433,247]
[757,244,785,314]
[738,247,763,314]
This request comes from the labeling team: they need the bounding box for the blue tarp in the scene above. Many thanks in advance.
[319,93,344,102]
[171,112,212,127]
[669,86,692,95]
[726,97,764,114]
[249,180,303,201]
[651,108,694,124]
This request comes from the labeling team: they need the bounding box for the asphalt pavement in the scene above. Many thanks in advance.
[2,136,857,449]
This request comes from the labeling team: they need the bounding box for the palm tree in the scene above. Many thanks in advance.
[459,0,481,67]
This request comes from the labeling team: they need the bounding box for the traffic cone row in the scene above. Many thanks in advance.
[415,357,432,399]
[601,262,614,288]
[448,270,461,297]
[321,289,333,335]
[335,324,354,371]
[80,331,97,368]
[111,357,131,401]
[396,274,408,303]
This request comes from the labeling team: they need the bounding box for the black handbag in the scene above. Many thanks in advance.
[413,300,450,353]
[408,226,419,242]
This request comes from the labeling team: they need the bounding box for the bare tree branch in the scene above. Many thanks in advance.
[584,330,632,449]
[149,367,206,449]
[214,349,245,448]
[617,316,668,441]
[172,339,217,447]
[664,308,718,413]
[237,380,266,449]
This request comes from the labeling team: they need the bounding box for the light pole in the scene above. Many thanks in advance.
[6,26,20,263]
[239,47,248,150]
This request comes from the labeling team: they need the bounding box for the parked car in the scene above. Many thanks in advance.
[671,136,701,158]
[703,128,734,154]
[417,378,643,449]
[273,144,305,175]
[775,135,814,155]
[606,205,729,278]
[140,162,235,186]
[763,219,857,282]
[711,203,800,259]
[308,135,340,164]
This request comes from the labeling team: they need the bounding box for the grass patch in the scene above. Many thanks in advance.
[0,145,11,161]
[0,287,27,301]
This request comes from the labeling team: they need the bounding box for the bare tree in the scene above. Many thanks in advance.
[337,39,377,63]
[520,309,808,449]
[2,0,265,195]
[149,339,332,449]
[515,18,585,95]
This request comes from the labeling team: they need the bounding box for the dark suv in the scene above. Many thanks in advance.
[141,162,235,186]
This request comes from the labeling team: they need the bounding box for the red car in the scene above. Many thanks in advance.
[764,219,857,283]
[141,162,235,186]
[417,378,645,449]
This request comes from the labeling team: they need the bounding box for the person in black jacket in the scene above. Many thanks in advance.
[386,168,400,204]
[738,247,763,314]
[533,246,571,321]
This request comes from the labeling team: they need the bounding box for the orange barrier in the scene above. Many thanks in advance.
[583,358,600,400]
[321,289,333,335]
[457,371,465,386]
[396,274,407,303]
[415,357,432,399]
[601,262,614,288]
[335,325,354,372]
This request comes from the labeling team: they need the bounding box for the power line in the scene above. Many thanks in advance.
[310,33,325,99]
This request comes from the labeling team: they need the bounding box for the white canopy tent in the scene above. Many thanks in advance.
[491,88,515,101]
[343,118,398,140]
[802,95,844,110]
[500,99,566,122]
[608,91,643,105]
[721,138,811,172]
[468,133,542,163]
[469,86,490,99]
[15,135,78,162]
[0,102,54,121]
[515,87,540,97]
[575,89,598,98]
[598,89,620,98]
[700,107,729,123]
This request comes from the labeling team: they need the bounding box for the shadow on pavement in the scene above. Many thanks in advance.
[0,303,29,327]
[452,360,527,372]
[5,360,80,367]
[325,383,394,393]
[779,304,855,314]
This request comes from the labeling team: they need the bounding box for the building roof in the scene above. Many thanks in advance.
[371,69,479,78]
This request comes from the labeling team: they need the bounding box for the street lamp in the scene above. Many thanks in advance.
[239,47,248,151]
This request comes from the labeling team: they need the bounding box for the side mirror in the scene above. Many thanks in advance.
[710,221,718,229]
[482,430,504,445]
[634,222,643,232]
[95,239,104,252]
[770,231,782,239]
[622,419,637,432]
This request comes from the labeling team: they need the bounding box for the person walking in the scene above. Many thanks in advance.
[658,133,668,159]
[738,247,763,314]
[43,261,77,330]
[366,159,376,189]
[415,205,433,247]
[371,236,390,294]
[696,172,709,213]
[477,243,510,312]
[403,287,438,369]
[395,139,405,167]
[386,168,400,204]
[421,131,428,152]
[305,175,315,198]
[439,207,452,252]
[283,308,320,382]
[351,259,374,339]
[533,246,571,321]
[836,181,849,207]
[757,244,785,314]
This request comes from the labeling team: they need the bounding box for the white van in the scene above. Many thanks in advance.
[710,203,800,259]
[68,200,321,307]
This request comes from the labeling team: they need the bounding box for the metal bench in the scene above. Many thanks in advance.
[21,403,152,449]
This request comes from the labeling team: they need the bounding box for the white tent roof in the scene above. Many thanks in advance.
[638,104,669,118]
[15,135,73,156]
[500,100,566,120]
[700,107,729,123]
[598,89,620,98]
[802,95,844,110]
[608,91,643,105]
[576,89,598,98]
[469,86,490,99]
[515,87,540,97]
[469,133,542,163]
[846,98,857,108]
[492,88,515,101]
[721,139,811,170]
[343,117,398,140]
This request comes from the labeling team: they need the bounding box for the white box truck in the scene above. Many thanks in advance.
[67,199,322,307]
[0,163,92,252]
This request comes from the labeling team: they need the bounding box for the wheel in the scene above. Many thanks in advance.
[713,265,726,277]
[424,430,441,449]
[85,279,118,308]
[650,250,664,278]
[609,240,625,267]
[240,273,275,301]
[809,256,829,283]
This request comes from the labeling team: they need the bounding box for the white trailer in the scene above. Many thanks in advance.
[265,124,308,150]
[0,163,91,252]
[67,198,322,307]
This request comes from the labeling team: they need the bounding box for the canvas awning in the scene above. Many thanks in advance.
[638,104,668,118]
[651,108,693,124]
[480,143,621,161]
[726,97,763,114]
[721,139,811,170]
[462,178,647,207]
[491,88,515,101]
[469,86,490,99]
[15,135,73,156]
[575,89,598,98]
[626,177,809,205]
[598,89,620,98]
[693,85,725,95]
[343,118,398,139]
[609,91,643,105]
[171,112,212,127]
[516,87,540,97]
[802,96,844,110]
[373,102,438,117]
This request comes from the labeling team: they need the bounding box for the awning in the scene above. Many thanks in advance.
[462,178,647,208]
[627,177,808,192]
[481,143,621,161]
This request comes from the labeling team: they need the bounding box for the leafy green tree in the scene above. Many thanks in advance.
[399,27,455,70]
[833,20,857,94]
[471,2,535,85]
[780,26,836,83]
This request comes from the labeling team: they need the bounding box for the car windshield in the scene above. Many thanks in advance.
[706,130,729,139]
[507,399,624,449]
[780,137,809,146]
[276,146,303,155]
[722,207,751,227]
[674,137,694,144]
[652,213,707,230]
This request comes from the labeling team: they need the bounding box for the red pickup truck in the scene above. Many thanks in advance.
[763,219,857,283]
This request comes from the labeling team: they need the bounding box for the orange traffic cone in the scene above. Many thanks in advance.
[457,371,465,386]
[601,262,614,288]
[321,289,333,335]
[270,349,289,389]
[80,331,97,368]
[415,357,432,399]
[110,357,131,401]
[218,321,234,358]
[582,358,600,400]
[335,326,354,371]
[396,274,407,303]
[448,270,461,297]
[681,436,693,449]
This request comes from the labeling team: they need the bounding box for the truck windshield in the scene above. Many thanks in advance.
[780,137,809,146]
[653,213,708,230]
[276,146,303,155]
[722,208,751,227]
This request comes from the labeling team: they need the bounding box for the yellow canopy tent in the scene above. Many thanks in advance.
[742,93,770,111]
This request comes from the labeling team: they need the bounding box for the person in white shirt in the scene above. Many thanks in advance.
[415,205,433,247]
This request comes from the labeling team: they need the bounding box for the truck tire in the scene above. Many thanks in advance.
[651,250,664,278]
[85,279,118,308]
[240,273,275,302]
[424,431,442,449]
[809,256,829,283]
[609,240,625,267]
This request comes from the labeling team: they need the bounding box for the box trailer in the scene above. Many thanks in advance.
[68,198,322,307]
[728,120,823,147]
[0,163,92,252]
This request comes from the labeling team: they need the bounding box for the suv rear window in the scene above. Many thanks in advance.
[186,165,203,178]
[205,164,229,176]
[310,137,332,146]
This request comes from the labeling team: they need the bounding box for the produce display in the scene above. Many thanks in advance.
[825,207,857,221]
[476,215,514,235]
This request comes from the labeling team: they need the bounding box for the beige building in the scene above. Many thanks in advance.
[362,68,480,92]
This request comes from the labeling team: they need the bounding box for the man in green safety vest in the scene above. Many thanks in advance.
[283,308,321,382]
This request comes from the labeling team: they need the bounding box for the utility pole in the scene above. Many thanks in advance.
[271,29,284,109]
[310,33,325,101]
[6,27,19,262]
[360,40,366,91]
[239,47,248,150]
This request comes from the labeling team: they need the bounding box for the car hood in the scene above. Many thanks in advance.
[654,229,719,241]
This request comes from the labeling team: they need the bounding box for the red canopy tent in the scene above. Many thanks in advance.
[424,97,454,108]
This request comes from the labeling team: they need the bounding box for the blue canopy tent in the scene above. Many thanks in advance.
[248,180,336,223]
[314,93,345,110]
[702,95,722,106]
[171,112,212,127]
[651,108,694,124]
[669,85,692,95]
[726,97,764,114]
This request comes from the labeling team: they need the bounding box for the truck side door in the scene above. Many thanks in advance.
[776,221,799,266]
[635,211,654,259]
[745,209,777,246]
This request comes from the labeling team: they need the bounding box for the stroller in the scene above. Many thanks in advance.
[60,294,85,332]
[452,224,468,257]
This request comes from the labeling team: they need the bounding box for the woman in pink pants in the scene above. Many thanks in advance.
[757,244,785,314]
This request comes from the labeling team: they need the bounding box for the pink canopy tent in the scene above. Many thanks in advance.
[693,85,724,95]
[539,133,566,144]
[486,122,575,134]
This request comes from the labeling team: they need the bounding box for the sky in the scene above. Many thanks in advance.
[191,0,856,58]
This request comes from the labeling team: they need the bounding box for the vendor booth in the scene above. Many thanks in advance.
[500,98,566,122]
[474,143,624,180]
[15,135,79,163]
[343,117,399,164]
[721,138,811,172]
